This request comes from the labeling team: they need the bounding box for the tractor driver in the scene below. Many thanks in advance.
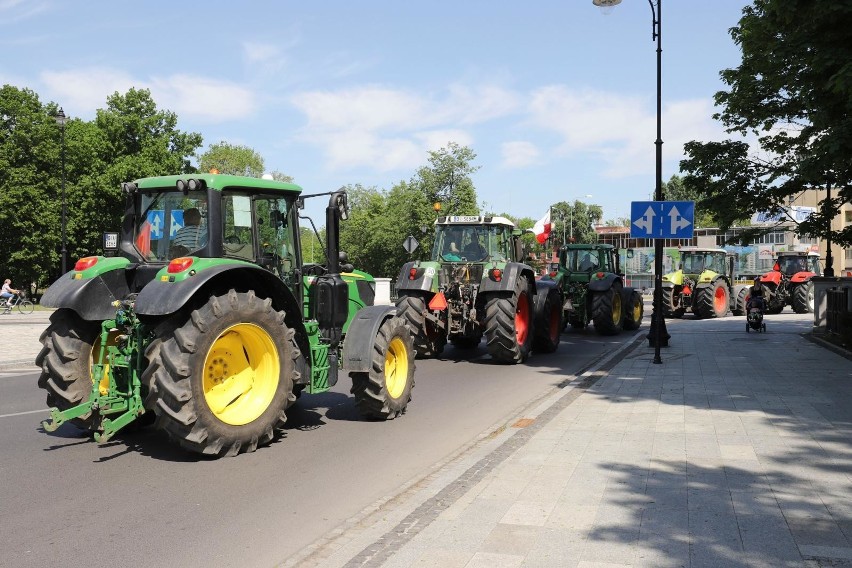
[462,231,486,260]
[443,228,463,261]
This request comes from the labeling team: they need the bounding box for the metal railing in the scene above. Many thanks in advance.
[826,287,849,335]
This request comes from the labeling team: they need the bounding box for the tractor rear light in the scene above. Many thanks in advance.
[596,272,605,279]
[428,292,448,311]
[74,257,99,271]
[168,257,195,273]
[490,268,502,282]
[409,267,418,280]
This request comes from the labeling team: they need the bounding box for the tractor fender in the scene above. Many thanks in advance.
[40,266,131,321]
[532,279,559,318]
[394,261,438,294]
[760,271,783,287]
[134,264,301,319]
[341,305,399,373]
[661,280,676,290]
[790,272,816,284]
[662,270,683,286]
[480,262,535,294]
[588,273,621,293]
[694,275,728,291]
[619,285,637,303]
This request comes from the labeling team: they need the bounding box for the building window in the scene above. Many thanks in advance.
[845,210,852,224]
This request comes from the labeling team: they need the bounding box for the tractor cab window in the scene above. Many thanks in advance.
[807,256,821,274]
[564,249,599,272]
[709,254,725,274]
[432,224,509,262]
[222,193,255,260]
[254,195,298,285]
[134,190,208,261]
[682,254,705,274]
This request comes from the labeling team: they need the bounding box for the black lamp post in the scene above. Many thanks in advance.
[55,107,68,274]
[594,0,669,363]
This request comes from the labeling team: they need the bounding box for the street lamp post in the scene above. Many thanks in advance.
[55,108,68,275]
[594,0,669,363]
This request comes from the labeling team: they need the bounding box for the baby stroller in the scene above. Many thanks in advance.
[746,296,767,333]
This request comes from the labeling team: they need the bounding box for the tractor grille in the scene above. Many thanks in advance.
[440,263,484,287]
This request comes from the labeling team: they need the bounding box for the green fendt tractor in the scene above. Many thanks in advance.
[37,174,415,457]
[661,247,748,318]
[394,215,562,364]
[541,243,643,335]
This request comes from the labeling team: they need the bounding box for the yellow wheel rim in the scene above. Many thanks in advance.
[202,323,280,426]
[385,336,409,400]
[91,330,122,395]
[612,291,622,324]
[633,297,642,321]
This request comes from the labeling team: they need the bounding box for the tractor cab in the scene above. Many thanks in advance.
[431,216,518,263]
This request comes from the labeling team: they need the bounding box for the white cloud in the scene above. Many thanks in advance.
[501,141,540,169]
[526,85,726,178]
[0,0,48,25]
[39,67,256,122]
[290,85,516,171]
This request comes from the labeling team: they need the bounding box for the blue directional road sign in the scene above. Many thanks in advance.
[630,201,695,239]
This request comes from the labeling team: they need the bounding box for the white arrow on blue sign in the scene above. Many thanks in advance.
[630,201,695,239]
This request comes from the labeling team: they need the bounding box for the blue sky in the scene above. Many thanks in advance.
[1,0,749,224]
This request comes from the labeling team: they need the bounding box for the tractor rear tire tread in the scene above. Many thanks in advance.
[623,290,644,330]
[694,281,729,319]
[791,282,813,314]
[36,309,100,429]
[396,294,444,358]
[592,283,624,336]
[532,287,562,353]
[484,275,533,364]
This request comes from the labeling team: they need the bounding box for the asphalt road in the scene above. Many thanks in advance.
[0,322,643,568]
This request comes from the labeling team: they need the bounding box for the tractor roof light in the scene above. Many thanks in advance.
[168,257,195,274]
[74,256,99,271]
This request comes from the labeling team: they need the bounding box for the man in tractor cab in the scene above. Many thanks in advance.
[462,231,486,260]
[578,252,598,271]
[172,207,207,253]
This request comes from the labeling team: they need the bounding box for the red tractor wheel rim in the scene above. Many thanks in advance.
[515,293,530,345]
[714,286,727,312]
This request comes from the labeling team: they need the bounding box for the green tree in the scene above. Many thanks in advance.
[198,141,264,176]
[662,175,717,228]
[549,200,602,246]
[680,0,852,246]
[413,142,479,215]
[0,85,62,292]
[339,143,481,277]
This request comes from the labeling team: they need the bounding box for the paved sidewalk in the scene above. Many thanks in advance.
[0,309,51,371]
[292,312,852,568]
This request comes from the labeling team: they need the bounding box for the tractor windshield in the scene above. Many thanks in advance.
[562,249,601,272]
[432,224,510,262]
[779,255,818,275]
[134,190,208,261]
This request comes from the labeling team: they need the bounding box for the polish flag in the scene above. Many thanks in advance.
[533,209,552,244]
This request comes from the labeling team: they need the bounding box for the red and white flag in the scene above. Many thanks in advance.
[533,209,552,244]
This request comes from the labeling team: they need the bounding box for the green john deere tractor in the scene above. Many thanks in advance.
[661,247,747,318]
[541,243,644,336]
[37,174,415,457]
[394,215,562,364]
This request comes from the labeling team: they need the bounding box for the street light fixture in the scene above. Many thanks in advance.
[594,0,669,363]
[55,107,68,275]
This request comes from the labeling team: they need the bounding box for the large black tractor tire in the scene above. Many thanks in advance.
[36,309,102,429]
[661,287,684,318]
[484,275,534,364]
[694,281,729,319]
[396,293,445,358]
[351,315,415,419]
[733,287,749,316]
[532,287,562,353]
[791,282,814,314]
[623,290,644,331]
[143,290,298,457]
[591,283,624,336]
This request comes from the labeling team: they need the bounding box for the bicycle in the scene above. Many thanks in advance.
[1,292,34,315]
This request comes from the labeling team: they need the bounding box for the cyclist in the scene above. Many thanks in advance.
[1,278,20,308]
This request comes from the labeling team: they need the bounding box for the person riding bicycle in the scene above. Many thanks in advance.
[1,279,20,307]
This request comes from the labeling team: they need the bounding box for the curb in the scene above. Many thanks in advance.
[804,332,852,361]
[0,359,39,371]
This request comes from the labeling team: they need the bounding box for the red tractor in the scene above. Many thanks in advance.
[759,252,821,314]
